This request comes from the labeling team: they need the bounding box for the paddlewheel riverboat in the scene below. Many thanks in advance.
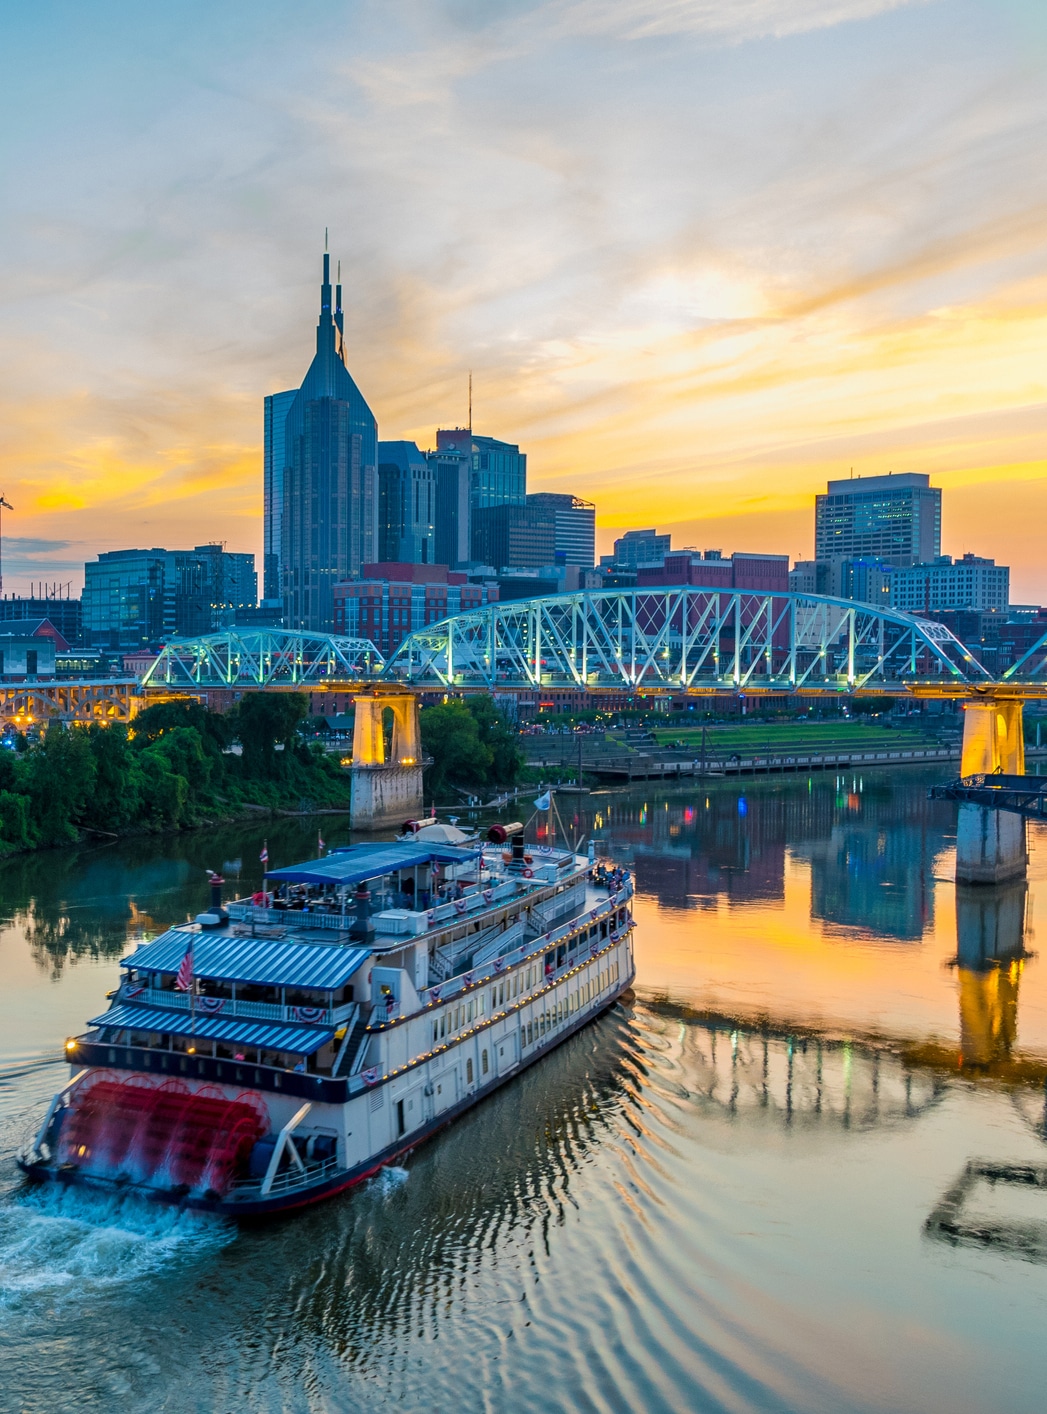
[19,822,635,1216]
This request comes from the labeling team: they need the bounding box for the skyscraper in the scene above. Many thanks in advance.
[814,473,941,567]
[263,388,296,602]
[280,254,378,631]
[377,441,435,565]
[526,493,596,569]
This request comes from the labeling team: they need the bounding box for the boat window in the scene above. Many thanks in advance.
[482,1049,489,1074]
[466,1058,474,1084]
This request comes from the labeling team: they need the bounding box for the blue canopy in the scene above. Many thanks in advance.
[122,930,370,991]
[90,1002,333,1056]
[265,840,480,888]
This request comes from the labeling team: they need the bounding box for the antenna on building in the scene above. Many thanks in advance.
[0,493,12,595]
[325,226,328,253]
[468,371,472,432]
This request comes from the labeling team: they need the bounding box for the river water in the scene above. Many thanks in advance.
[1,769,1046,1413]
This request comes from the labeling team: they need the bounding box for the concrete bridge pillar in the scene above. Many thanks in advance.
[349,693,424,831]
[956,698,1027,884]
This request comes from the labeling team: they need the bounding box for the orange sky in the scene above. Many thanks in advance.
[1,0,1046,598]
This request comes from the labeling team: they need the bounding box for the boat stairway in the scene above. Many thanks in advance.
[334,1010,372,1078]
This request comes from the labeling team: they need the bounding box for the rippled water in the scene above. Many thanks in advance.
[0,771,1046,1412]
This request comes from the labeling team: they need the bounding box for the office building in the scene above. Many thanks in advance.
[526,493,596,569]
[377,442,435,565]
[602,528,672,571]
[263,389,296,602]
[333,563,498,659]
[280,254,378,631]
[426,443,471,570]
[815,473,941,567]
[83,546,257,649]
[890,554,1009,615]
[471,501,556,572]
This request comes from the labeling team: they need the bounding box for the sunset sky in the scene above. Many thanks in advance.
[2,0,1046,598]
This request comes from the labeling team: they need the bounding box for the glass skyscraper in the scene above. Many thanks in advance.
[263,388,296,602]
[278,254,378,631]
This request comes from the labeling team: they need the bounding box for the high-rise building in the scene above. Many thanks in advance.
[280,254,378,631]
[890,554,1009,614]
[471,502,556,572]
[377,442,435,565]
[814,473,941,567]
[83,546,257,649]
[426,444,471,570]
[434,428,527,561]
[263,389,296,602]
[526,493,596,569]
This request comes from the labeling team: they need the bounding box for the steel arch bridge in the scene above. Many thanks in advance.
[141,627,384,690]
[382,588,993,694]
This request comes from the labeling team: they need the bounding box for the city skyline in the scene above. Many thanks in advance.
[1,1,1046,598]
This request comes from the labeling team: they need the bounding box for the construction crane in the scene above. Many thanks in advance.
[0,494,11,595]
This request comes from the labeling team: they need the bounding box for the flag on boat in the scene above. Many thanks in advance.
[174,942,194,992]
[362,1066,380,1086]
[429,986,441,1004]
[259,842,269,864]
[317,831,326,855]
[198,996,225,1014]
[534,791,551,810]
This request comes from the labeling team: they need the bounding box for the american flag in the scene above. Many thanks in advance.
[317,831,326,855]
[259,842,269,864]
[174,942,194,992]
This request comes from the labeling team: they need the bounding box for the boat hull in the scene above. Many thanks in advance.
[17,975,635,1220]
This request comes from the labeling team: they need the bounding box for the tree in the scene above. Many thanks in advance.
[465,696,523,786]
[231,692,309,778]
[24,722,97,845]
[419,700,492,800]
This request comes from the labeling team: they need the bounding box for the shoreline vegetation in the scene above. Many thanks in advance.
[0,694,526,858]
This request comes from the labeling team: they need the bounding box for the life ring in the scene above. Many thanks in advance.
[523,867,534,878]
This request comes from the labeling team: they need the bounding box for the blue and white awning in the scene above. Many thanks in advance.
[122,931,370,991]
[265,840,480,887]
[90,1002,334,1056]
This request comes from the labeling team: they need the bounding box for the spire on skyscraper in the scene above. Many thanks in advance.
[335,259,343,334]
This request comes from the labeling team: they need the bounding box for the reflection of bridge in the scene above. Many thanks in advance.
[661,1012,946,1127]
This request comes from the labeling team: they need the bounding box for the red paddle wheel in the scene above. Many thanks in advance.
[58,1073,270,1195]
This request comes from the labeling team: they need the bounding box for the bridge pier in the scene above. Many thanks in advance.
[955,699,1027,884]
[349,694,424,831]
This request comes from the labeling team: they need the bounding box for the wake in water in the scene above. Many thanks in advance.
[0,1183,234,1308]
[370,1165,410,1198]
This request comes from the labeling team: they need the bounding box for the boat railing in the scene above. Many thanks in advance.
[369,880,634,1022]
[228,1154,341,1199]
[117,984,354,1028]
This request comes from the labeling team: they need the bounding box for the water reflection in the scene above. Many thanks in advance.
[954,882,1031,1069]
[590,772,952,938]
[0,817,353,977]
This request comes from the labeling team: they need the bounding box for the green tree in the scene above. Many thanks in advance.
[135,743,190,827]
[465,697,523,785]
[420,700,492,800]
[84,724,140,830]
[25,722,98,845]
[231,692,309,778]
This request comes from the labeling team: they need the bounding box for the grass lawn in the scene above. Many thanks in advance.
[648,720,948,752]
